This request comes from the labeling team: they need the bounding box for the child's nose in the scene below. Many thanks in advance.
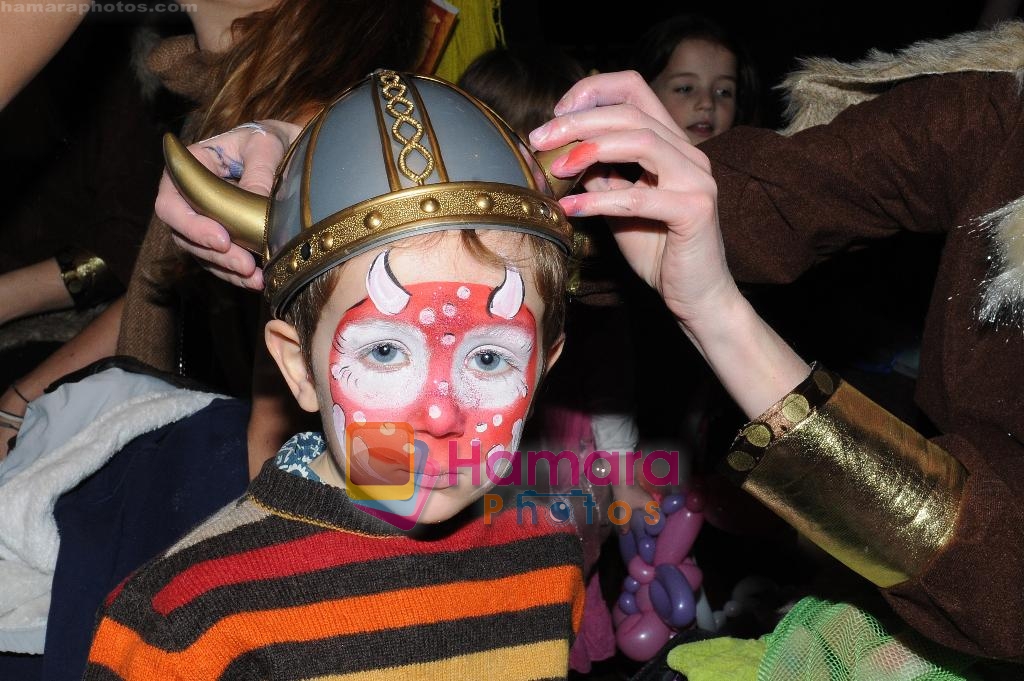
[415,386,465,439]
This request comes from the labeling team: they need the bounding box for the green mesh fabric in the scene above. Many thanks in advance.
[758,597,979,681]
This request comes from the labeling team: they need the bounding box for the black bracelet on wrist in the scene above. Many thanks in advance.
[10,384,29,404]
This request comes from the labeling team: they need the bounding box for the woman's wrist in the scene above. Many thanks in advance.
[0,382,31,420]
[676,284,748,351]
[0,394,26,432]
[679,289,811,419]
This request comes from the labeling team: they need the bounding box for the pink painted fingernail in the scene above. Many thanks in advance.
[562,142,598,171]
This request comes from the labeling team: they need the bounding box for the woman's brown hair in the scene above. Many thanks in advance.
[197,0,426,137]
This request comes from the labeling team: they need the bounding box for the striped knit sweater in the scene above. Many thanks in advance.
[84,458,584,680]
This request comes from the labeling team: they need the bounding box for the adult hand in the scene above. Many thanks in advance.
[531,71,809,420]
[155,120,300,290]
[529,71,741,334]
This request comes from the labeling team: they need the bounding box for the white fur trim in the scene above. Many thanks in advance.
[779,21,1024,135]
[977,197,1024,325]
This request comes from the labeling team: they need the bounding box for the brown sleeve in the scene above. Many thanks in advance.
[702,72,1010,285]
[884,429,1024,662]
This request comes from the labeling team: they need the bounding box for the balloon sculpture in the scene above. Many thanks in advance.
[613,490,705,661]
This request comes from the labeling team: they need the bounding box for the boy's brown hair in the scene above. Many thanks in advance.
[282,230,568,374]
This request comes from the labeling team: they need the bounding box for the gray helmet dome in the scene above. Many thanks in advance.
[263,69,572,317]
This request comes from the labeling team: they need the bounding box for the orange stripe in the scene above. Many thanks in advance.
[303,640,569,681]
[89,565,580,679]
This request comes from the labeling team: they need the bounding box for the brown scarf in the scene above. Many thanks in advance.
[116,35,233,378]
[144,34,222,108]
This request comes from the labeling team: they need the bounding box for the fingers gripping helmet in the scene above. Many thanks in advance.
[164,70,578,317]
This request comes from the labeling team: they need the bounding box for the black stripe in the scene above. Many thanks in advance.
[220,604,575,680]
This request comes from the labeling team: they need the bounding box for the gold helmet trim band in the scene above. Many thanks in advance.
[265,181,572,316]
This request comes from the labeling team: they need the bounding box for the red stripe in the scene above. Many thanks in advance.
[152,508,569,616]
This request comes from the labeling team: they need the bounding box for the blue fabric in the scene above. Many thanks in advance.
[0,653,42,681]
[38,397,249,681]
[275,431,325,482]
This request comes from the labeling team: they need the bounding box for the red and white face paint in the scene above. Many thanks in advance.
[328,250,539,489]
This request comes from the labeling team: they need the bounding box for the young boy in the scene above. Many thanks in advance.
[84,71,584,680]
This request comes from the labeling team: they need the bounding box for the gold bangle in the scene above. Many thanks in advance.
[55,247,121,309]
[721,362,836,484]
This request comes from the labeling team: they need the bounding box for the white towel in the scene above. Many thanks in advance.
[0,368,220,653]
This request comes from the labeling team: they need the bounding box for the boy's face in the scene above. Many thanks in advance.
[304,231,559,525]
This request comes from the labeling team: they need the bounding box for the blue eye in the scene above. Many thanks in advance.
[368,343,404,365]
[472,350,508,373]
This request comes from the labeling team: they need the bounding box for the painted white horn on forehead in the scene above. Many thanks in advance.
[366,250,410,315]
[488,267,525,320]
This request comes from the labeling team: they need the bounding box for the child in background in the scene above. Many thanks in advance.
[84,70,583,680]
[634,13,760,142]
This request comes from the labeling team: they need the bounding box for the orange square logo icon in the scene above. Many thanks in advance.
[344,422,417,502]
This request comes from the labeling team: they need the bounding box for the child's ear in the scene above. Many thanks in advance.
[264,320,320,413]
[544,332,566,374]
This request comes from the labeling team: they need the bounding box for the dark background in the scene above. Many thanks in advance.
[0,1,1004,187]
[504,0,996,127]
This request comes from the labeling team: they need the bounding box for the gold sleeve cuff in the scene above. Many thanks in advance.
[724,364,966,587]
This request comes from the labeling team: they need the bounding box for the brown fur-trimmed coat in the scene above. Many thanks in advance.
[702,22,1024,661]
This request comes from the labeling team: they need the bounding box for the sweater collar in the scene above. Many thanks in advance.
[251,433,484,540]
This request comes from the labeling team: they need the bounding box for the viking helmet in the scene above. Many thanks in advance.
[164,69,579,318]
